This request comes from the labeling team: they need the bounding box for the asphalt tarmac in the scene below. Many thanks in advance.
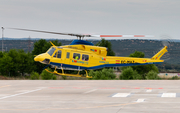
[0,80,180,113]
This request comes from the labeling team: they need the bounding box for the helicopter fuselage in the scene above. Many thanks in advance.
[34,44,168,71]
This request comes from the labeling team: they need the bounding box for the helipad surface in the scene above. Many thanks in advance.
[0,80,180,113]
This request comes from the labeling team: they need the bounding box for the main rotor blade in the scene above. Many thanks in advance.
[7,27,91,37]
[6,27,154,39]
[91,35,154,38]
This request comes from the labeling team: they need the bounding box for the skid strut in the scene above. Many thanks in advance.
[45,67,92,78]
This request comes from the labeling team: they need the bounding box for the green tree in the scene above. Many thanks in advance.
[18,50,34,76]
[89,68,116,80]
[0,51,3,58]
[96,38,115,56]
[0,49,35,77]
[7,49,20,76]
[129,51,145,58]
[0,53,13,76]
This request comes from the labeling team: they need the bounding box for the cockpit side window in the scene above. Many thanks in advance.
[53,50,61,58]
[57,50,61,58]
[47,47,56,56]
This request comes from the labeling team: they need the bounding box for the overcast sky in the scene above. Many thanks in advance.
[0,0,180,40]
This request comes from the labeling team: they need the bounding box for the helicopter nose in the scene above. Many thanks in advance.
[34,55,44,62]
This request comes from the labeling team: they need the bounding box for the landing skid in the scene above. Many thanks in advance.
[45,68,92,78]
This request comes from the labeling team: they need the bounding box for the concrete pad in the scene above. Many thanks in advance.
[0,80,180,113]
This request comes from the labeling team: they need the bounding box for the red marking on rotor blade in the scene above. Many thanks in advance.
[100,35,123,37]
[134,35,145,37]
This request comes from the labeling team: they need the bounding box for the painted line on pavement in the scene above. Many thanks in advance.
[0,88,44,100]
[161,93,176,97]
[83,89,97,94]
[136,99,145,102]
[112,93,131,97]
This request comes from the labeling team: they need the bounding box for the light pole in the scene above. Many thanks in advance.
[2,27,4,52]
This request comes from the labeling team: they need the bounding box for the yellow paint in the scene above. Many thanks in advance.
[35,45,168,68]
[45,69,92,78]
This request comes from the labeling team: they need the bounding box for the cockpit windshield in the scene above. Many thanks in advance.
[47,47,56,56]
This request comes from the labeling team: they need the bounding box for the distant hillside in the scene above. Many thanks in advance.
[0,39,179,64]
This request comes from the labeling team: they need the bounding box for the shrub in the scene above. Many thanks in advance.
[146,70,160,80]
[132,70,142,80]
[61,75,67,80]
[89,68,116,80]
[171,76,179,80]
[30,71,40,80]
[40,68,57,80]
[120,67,142,80]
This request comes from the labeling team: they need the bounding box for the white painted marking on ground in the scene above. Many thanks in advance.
[0,88,43,100]
[161,93,176,97]
[136,99,145,102]
[146,89,152,92]
[112,93,130,97]
[83,89,97,94]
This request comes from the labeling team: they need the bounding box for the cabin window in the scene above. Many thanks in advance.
[66,52,70,58]
[47,47,56,56]
[82,54,89,61]
[57,50,61,58]
[53,50,61,58]
[73,53,80,60]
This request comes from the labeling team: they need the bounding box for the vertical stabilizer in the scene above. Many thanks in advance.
[151,46,168,60]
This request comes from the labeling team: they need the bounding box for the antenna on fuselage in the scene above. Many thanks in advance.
[50,41,55,46]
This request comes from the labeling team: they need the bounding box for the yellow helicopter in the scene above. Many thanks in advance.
[8,28,168,78]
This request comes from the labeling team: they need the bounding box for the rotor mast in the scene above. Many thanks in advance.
[77,36,84,40]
